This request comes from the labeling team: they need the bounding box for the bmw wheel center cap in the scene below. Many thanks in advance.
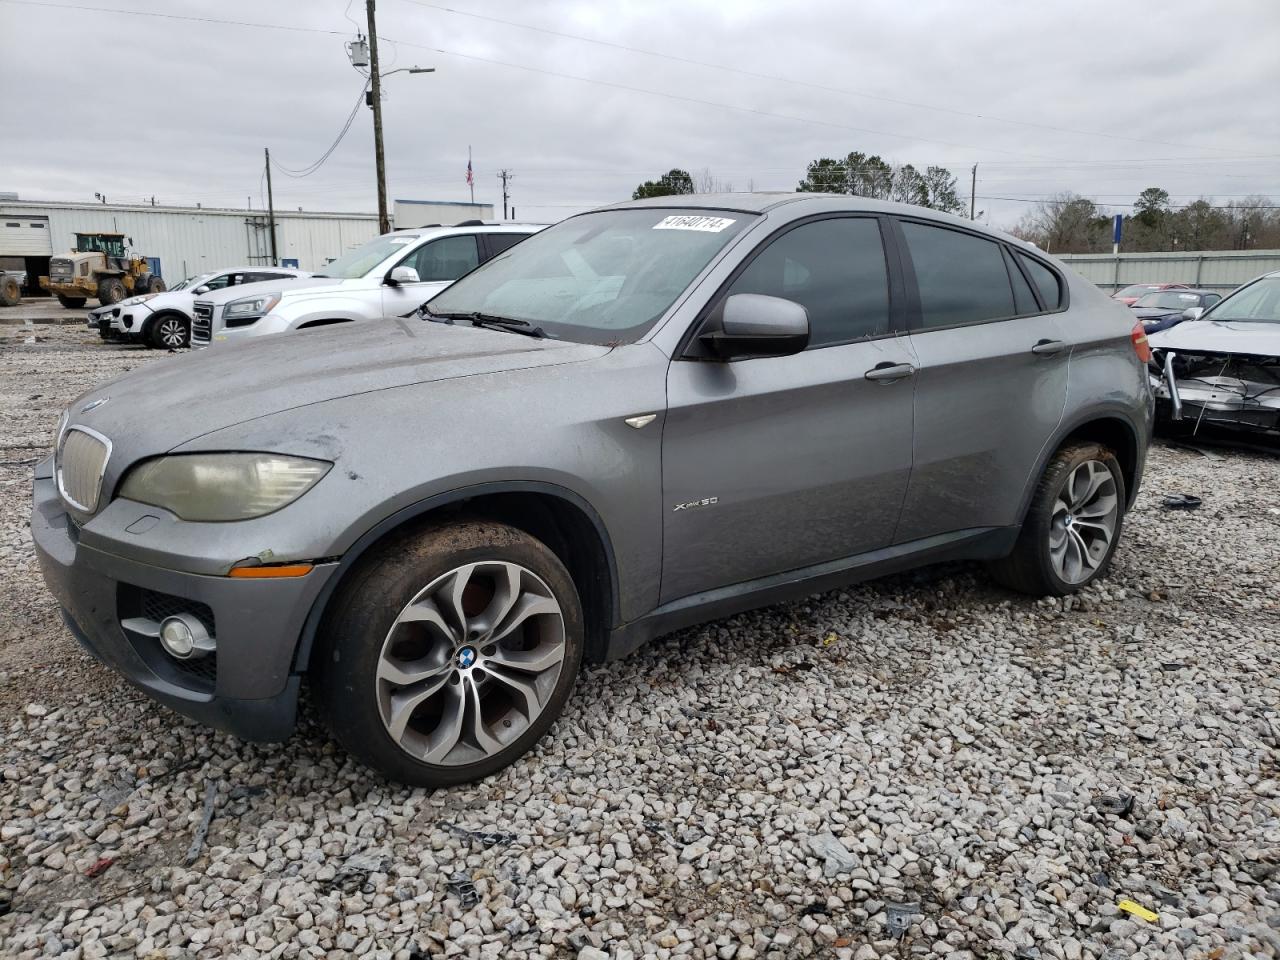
[457,646,477,669]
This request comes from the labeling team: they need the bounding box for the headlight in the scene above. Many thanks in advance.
[123,294,157,306]
[223,292,281,327]
[119,453,331,521]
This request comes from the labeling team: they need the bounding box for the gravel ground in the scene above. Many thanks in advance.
[2,325,1279,960]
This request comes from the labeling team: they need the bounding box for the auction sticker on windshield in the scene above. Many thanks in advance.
[653,215,736,232]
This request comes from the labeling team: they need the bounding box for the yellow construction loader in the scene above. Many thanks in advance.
[39,232,165,308]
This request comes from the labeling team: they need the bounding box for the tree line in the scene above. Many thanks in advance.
[631,160,1277,254]
[1011,189,1278,254]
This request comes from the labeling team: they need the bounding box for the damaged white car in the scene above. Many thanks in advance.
[1149,271,1280,438]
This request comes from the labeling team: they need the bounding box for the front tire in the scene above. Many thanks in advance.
[149,314,189,349]
[312,521,584,786]
[97,277,126,305]
[989,442,1125,596]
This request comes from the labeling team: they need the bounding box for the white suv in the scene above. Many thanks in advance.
[190,224,540,347]
[89,266,310,349]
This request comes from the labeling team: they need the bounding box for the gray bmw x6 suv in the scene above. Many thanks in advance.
[34,194,1153,785]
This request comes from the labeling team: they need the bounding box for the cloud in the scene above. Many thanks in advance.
[2,0,1276,228]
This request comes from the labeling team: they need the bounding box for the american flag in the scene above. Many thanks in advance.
[466,153,473,186]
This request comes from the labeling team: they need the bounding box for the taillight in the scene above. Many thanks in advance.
[1130,322,1151,363]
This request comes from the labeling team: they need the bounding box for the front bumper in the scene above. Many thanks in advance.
[31,463,337,742]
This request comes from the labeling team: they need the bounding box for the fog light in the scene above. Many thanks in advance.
[159,613,212,660]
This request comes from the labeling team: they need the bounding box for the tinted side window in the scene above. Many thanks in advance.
[485,233,530,259]
[1017,252,1062,310]
[901,222,1014,328]
[407,235,480,282]
[725,217,890,347]
[205,274,234,290]
[1007,252,1038,315]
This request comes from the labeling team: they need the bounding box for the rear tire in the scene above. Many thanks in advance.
[148,314,189,349]
[312,520,584,786]
[57,295,87,309]
[97,278,126,305]
[988,442,1126,596]
[0,276,20,306]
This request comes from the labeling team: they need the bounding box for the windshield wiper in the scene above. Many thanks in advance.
[422,307,545,338]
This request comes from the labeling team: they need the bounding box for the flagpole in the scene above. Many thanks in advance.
[468,145,474,204]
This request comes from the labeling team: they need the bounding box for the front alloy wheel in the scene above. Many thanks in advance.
[151,315,189,349]
[375,560,567,765]
[314,521,583,786]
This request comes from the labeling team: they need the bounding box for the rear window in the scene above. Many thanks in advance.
[1017,253,1063,310]
[900,221,1014,328]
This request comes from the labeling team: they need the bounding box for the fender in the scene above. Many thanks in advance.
[291,479,621,672]
[1014,404,1147,524]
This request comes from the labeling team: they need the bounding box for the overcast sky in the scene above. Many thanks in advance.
[2,0,1277,229]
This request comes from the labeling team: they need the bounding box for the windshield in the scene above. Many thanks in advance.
[174,272,214,292]
[1205,276,1280,324]
[427,208,754,343]
[315,233,421,279]
[76,234,125,258]
[1136,291,1200,309]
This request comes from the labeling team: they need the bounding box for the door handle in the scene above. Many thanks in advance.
[1031,339,1067,356]
[864,362,916,382]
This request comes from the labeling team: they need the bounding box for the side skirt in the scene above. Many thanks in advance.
[601,525,1018,662]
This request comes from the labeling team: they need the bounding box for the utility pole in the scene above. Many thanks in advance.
[970,163,977,221]
[264,147,278,266]
[366,0,390,234]
[498,169,513,220]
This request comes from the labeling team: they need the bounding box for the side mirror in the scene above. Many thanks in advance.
[193,285,210,294]
[386,266,420,286]
[699,293,809,360]
[1181,306,1205,321]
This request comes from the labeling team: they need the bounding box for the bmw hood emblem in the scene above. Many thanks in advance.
[457,646,477,669]
[81,396,110,413]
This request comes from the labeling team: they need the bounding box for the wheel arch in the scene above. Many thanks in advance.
[294,481,621,673]
[141,308,187,333]
[1019,409,1144,523]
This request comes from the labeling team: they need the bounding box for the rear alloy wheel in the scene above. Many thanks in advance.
[150,314,189,349]
[989,442,1125,596]
[313,521,583,786]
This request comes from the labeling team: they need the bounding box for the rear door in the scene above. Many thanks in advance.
[660,215,916,602]
[892,218,1070,542]
[382,234,481,315]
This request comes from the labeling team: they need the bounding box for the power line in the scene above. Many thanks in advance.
[11,0,1277,166]
[398,0,1272,159]
[271,81,371,178]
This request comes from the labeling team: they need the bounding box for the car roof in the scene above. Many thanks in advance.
[203,265,309,275]
[385,223,545,238]
[604,192,1032,248]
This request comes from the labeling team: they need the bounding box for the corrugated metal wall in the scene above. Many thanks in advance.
[0,201,382,278]
[1057,249,1280,293]
[394,199,496,228]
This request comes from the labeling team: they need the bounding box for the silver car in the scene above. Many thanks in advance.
[34,194,1153,785]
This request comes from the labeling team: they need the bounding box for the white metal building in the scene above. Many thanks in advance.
[0,199,383,285]
[394,198,495,228]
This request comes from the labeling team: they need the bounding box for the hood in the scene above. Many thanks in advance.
[1149,319,1280,356]
[65,318,610,470]
[198,276,347,305]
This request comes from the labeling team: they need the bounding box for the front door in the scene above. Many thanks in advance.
[381,234,480,316]
[891,218,1070,542]
[660,215,916,603]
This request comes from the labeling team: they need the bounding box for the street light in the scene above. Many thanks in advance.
[352,1,436,234]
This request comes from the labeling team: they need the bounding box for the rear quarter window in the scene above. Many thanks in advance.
[1016,252,1064,311]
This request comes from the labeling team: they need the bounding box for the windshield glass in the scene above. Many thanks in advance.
[76,234,125,258]
[1137,291,1200,309]
[427,208,754,343]
[1206,277,1280,324]
[315,233,421,279]
[1116,284,1160,298]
